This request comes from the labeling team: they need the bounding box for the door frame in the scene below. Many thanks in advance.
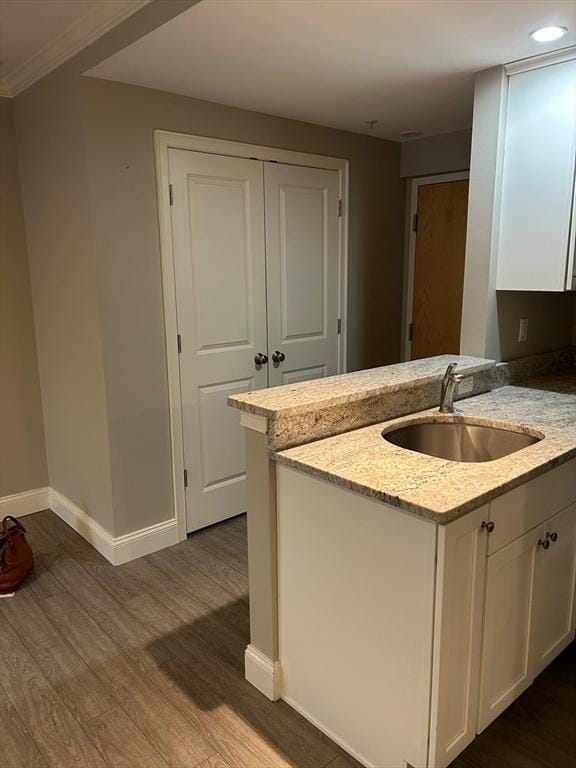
[154,129,349,540]
[402,171,469,361]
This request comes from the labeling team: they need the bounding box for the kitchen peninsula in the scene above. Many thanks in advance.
[229,351,576,768]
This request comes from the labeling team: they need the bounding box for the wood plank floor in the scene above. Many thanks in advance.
[1,510,574,768]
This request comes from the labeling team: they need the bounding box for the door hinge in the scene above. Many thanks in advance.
[412,212,418,232]
[177,333,182,353]
[338,199,343,217]
[184,469,188,488]
[337,318,342,335]
[169,184,174,206]
[408,322,413,341]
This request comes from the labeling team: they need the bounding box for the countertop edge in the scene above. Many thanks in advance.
[275,446,576,525]
[228,360,496,418]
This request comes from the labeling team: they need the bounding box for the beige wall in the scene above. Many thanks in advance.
[13,53,403,537]
[15,78,115,530]
[82,77,404,371]
[10,0,203,535]
[79,76,404,536]
[496,292,575,361]
[0,97,48,497]
[400,129,472,179]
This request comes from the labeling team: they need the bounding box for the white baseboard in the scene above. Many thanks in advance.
[244,644,283,701]
[48,488,179,566]
[0,487,50,518]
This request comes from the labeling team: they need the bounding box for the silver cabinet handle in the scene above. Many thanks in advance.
[481,521,495,533]
[546,531,558,543]
[272,351,285,364]
[538,538,550,550]
[254,353,268,365]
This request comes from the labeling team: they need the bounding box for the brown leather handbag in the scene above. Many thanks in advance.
[0,516,34,597]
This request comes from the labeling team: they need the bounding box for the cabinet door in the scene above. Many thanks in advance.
[497,58,576,291]
[531,503,576,677]
[478,527,541,732]
[429,506,488,768]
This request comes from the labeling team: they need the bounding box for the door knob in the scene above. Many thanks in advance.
[254,353,268,366]
[272,351,285,364]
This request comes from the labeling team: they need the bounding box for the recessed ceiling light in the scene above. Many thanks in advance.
[530,25,568,43]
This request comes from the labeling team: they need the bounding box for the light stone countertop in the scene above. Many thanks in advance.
[275,374,576,524]
[228,354,494,418]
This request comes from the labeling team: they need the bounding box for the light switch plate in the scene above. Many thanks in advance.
[518,318,529,343]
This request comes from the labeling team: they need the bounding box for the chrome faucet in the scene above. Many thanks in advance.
[439,363,467,414]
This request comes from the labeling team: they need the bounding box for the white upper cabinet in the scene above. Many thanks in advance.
[497,55,576,292]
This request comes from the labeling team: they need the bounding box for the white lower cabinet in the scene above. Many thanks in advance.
[477,505,576,735]
[277,460,576,768]
[428,507,488,767]
[477,526,541,731]
[531,503,576,676]
[434,467,576,765]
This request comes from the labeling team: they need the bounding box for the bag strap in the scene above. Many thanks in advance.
[0,517,27,552]
[1,516,26,535]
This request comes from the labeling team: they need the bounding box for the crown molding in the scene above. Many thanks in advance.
[0,0,151,98]
[505,45,576,76]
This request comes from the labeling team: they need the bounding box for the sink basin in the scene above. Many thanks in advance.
[382,419,542,462]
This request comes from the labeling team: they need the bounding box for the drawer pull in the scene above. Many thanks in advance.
[481,520,495,533]
[546,531,558,543]
[538,538,550,550]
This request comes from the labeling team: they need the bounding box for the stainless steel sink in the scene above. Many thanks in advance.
[382,419,542,462]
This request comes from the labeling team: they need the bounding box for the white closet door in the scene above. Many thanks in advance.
[169,149,268,532]
[264,163,340,387]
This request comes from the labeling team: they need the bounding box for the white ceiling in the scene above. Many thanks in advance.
[87,0,576,140]
[0,0,150,97]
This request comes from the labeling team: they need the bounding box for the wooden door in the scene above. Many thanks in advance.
[477,527,540,732]
[531,503,576,676]
[411,179,469,359]
[169,149,268,532]
[264,163,340,386]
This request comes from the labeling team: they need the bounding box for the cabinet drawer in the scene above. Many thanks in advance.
[489,460,576,555]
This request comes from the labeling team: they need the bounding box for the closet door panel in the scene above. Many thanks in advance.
[169,148,268,532]
[265,163,340,386]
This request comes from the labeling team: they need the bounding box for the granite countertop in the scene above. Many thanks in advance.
[276,373,576,524]
[228,354,494,418]
[519,368,576,395]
